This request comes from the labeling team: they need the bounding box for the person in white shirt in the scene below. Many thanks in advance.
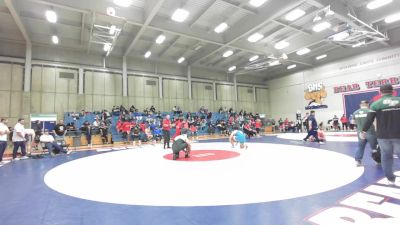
[40,129,71,156]
[172,130,191,160]
[92,118,100,127]
[0,118,10,164]
[12,118,28,160]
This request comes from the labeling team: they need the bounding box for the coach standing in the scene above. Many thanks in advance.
[353,100,378,167]
[12,118,29,160]
[162,114,171,149]
[0,118,10,165]
[362,84,400,185]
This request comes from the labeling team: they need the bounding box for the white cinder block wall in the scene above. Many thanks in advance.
[268,46,400,124]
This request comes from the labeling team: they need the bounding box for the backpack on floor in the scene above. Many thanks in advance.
[371,146,381,163]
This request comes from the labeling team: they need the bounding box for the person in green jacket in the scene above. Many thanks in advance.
[353,100,378,167]
[362,84,400,186]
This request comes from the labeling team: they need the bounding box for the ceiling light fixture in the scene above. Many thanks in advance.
[249,55,259,62]
[228,66,236,71]
[155,34,166,44]
[367,0,393,10]
[109,25,116,35]
[113,0,131,7]
[144,51,151,58]
[352,41,365,48]
[274,40,290,49]
[316,54,327,60]
[312,21,331,32]
[269,60,280,66]
[247,32,264,42]
[45,10,57,23]
[51,35,59,44]
[223,50,233,57]
[106,7,116,16]
[249,0,268,7]
[385,12,400,23]
[313,15,322,23]
[281,53,288,60]
[214,22,229,33]
[325,9,335,17]
[103,43,111,52]
[296,48,311,55]
[330,31,350,41]
[177,57,185,63]
[285,9,305,21]
[287,64,296,69]
[171,8,189,22]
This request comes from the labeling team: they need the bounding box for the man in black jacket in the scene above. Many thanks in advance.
[362,84,400,186]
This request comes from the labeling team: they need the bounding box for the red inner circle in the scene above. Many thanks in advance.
[163,150,240,161]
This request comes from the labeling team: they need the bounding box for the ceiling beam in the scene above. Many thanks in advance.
[179,40,201,59]
[80,13,85,45]
[158,36,180,57]
[189,0,307,65]
[27,0,90,14]
[271,20,312,35]
[4,0,31,45]
[189,0,217,28]
[217,51,247,67]
[123,0,165,57]
[87,12,95,53]
[219,0,257,15]
[144,23,267,55]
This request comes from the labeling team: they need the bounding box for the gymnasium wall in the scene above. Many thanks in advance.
[268,45,400,124]
[0,61,270,124]
[0,63,25,124]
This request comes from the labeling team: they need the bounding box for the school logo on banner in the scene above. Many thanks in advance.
[304,83,328,110]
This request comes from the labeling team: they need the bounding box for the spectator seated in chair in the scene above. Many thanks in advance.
[243,122,256,138]
[99,122,109,144]
[130,125,142,147]
[53,119,67,141]
[144,125,155,145]
[216,120,228,136]
[40,129,71,156]
[152,126,163,143]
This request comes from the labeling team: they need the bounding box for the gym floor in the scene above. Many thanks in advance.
[0,134,399,225]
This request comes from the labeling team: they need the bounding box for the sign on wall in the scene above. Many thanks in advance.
[333,84,360,93]
[304,83,328,110]
[365,76,400,89]
[30,113,57,131]
[333,76,400,93]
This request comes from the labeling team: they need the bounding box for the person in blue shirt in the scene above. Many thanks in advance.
[152,126,163,143]
[303,111,324,144]
[229,127,248,149]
